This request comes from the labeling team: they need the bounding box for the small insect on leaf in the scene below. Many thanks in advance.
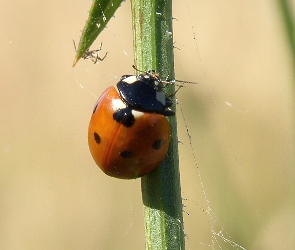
[73,40,108,64]
[72,0,124,66]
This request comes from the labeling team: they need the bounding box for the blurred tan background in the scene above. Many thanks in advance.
[1,0,294,249]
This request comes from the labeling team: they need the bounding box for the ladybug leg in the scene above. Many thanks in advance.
[113,107,135,127]
[165,97,173,108]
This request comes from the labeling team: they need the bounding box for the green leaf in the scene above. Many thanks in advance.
[73,0,124,66]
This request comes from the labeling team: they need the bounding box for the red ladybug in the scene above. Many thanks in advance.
[88,72,175,179]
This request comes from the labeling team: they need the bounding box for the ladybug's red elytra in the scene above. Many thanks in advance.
[88,72,175,179]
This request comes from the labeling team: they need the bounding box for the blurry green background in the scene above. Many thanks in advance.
[1,0,294,249]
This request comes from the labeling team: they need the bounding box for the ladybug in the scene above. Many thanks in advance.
[88,71,175,179]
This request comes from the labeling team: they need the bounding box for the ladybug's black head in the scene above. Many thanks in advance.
[137,73,164,92]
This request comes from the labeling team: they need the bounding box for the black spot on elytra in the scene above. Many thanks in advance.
[94,132,101,144]
[120,151,132,158]
[113,108,135,127]
[152,139,165,150]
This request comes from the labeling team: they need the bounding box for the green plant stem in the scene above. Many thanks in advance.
[130,0,185,249]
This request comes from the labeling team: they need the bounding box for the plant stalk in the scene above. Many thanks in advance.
[130,0,185,249]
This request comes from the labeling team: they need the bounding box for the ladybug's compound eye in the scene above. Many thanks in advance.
[154,80,159,86]
[154,80,162,88]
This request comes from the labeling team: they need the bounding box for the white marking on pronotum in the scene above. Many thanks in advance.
[122,75,137,84]
[156,92,166,106]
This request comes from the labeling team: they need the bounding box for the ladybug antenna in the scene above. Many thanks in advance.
[171,84,185,97]
[132,65,146,73]
[162,78,198,85]
[162,82,185,98]
[132,65,158,78]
